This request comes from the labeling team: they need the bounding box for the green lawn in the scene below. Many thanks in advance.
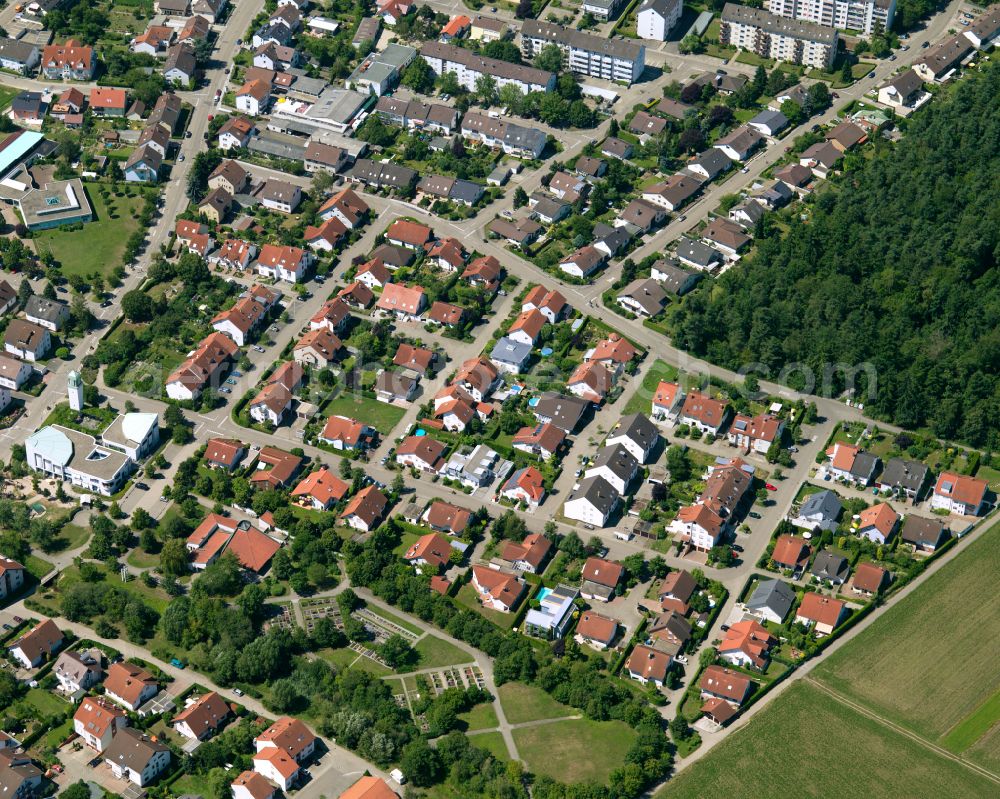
[497,682,577,725]
[814,516,1000,743]
[126,548,160,569]
[25,688,69,717]
[321,391,406,435]
[623,359,680,416]
[41,719,74,749]
[513,718,637,785]
[657,682,998,799]
[318,647,361,671]
[53,524,90,552]
[459,702,499,732]
[33,186,153,279]
[25,555,52,581]
[414,635,472,669]
[455,583,515,628]
[469,731,510,761]
[0,85,18,110]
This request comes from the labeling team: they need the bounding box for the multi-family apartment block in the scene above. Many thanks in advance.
[420,41,556,94]
[720,4,838,69]
[520,19,645,85]
[766,0,894,36]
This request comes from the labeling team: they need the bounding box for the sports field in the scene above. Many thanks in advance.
[657,682,999,799]
[815,516,1000,743]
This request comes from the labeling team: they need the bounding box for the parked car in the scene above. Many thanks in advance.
[234,688,245,696]
[135,482,149,490]
[171,658,186,669]
[220,387,232,394]
[765,483,777,491]
[748,511,762,519]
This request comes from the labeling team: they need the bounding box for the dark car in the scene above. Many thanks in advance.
[748,512,762,519]
[135,482,149,490]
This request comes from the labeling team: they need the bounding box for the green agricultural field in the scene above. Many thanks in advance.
[33,187,153,279]
[966,721,1000,773]
[657,682,999,799]
[513,718,637,785]
[815,516,1000,742]
[321,391,405,435]
[623,359,680,415]
[942,689,1000,753]
[414,635,472,669]
[497,682,577,725]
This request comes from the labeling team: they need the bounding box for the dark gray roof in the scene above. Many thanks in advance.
[589,444,639,483]
[900,515,947,547]
[533,392,589,432]
[25,295,68,323]
[595,225,631,256]
[746,578,795,620]
[490,336,532,366]
[676,238,722,268]
[749,109,789,132]
[689,148,731,178]
[0,37,38,64]
[349,158,417,190]
[613,413,660,454]
[851,452,881,481]
[567,475,620,515]
[879,458,928,493]
[450,179,484,205]
[811,550,849,581]
[618,277,667,315]
[800,489,843,521]
[652,259,699,295]
[103,727,169,771]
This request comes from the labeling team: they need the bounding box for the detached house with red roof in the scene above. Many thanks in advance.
[172,692,230,741]
[679,390,730,435]
[795,592,847,636]
[498,532,552,573]
[930,472,989,516]
[8,619,62,669]
[728,412,784,454]
[579,557,624,602]
[404,532,454,569]
[204,438,246,471]
[423,501,472,536]
[90,87,128,117]
[257,244,312,283]
[386,219,432,249]
[567,361,614,404]
[339,485,389,531]
[376,283,427,321]
[318,415,375,451]
[652,380,684,420]
[74,697,127,752]
[856,502,899,544]
[512,422,564,461]
[253,717,317,791]
[232,771,276,799]
[699,665,752,707]
[825,442,881,486]
[470,565,525,612]
[396,435,446,472]
[718,620,776,671]
[501,466,545,509]
[104,662,158,711]
[574,611,619,650]
[771,534,811,577]
[626,645,671,688]
[521,285,568,324]
[291,467,349,511]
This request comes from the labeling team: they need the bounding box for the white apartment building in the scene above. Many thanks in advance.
[720,3,838,69]
[419,41,556,94]
[767,0,894,36]
[520,19,645,85]
[636,0,683,42]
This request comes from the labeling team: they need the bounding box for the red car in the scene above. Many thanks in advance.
[765,483,778,491]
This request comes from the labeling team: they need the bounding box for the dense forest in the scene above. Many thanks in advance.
[670,62,1000,449]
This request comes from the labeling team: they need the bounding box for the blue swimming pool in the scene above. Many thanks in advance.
[528,397,539,407]
[536,586,553,602]
[414,429,426,436]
